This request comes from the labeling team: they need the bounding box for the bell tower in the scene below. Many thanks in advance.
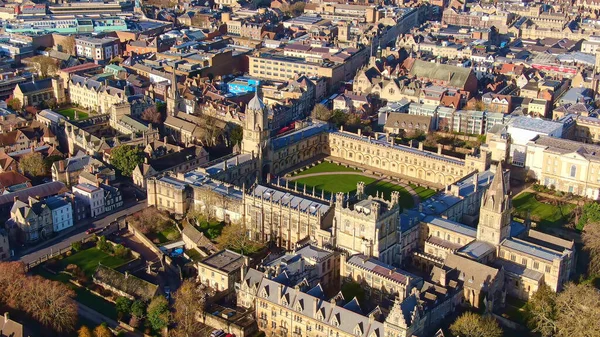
[477,162,512,246]
[242,90,269,157]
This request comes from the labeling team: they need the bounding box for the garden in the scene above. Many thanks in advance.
[126,208,181,244]
[513,192,576,229]
[57,107,89,121]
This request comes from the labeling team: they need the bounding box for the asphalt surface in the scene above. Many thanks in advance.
[17,200,148,265]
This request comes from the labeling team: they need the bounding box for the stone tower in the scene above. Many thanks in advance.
[242,90,269,155]
[476,162,512,246]
[167,64,181,116]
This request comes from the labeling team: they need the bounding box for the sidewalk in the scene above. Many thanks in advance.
[77,302,143,337]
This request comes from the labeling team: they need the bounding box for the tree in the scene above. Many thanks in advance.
[78,326,93,337]
[20,152,47,177]
[330,109,348,127]
[198,108,224,147]
[311,104,332,122]
[141,106,162,125]
[578,202,600,230]
[450,312,502,337]
[525,284,557,337]
[172,280,205,337]
[25,276,78,333]
[554,283,600,337]
[7,98,21,111]
[44,155,63,173]
[115,296,133,320]
[93,323,114,337]
[147,296,170,331]
[289,1,305,16]
[229,124,243,147]
[60,36,76,55]
[30,55,58,78]
[111,145,144,176]
[582,221,600,275]
[216,222,262,255]
[131,300,146,319]
[472,99,486,111]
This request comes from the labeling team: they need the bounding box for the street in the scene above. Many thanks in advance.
[18,200,148,265]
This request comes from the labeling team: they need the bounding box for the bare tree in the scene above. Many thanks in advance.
[172,280,206,337]
[24,276,78,334]
[30,56,58,78]
[582,222,600,275]
[20,152,46,177]
[555,283,600,337]
[216,222,262,255]
[311,104,332,122]
[198,108,223,147]
[141,106,162,125]
[525,284,557,337]
[60,36,76,55]
[450,312,502,337]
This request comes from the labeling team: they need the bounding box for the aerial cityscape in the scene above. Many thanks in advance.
[0,0,599,336]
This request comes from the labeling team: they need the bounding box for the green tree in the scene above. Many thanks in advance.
[450,312,502,337]
[115,296,132,320]
[525,284,557,337]
[330,109,347,127]
[7,98,21,111]
[578,202,600,230]
[20,152,47,177]
[110,145,144,176]
[96,236,111,253]
[147,296,170,331]
[71,241,82,252]
[229,124,243,147]
[131,300,146,319]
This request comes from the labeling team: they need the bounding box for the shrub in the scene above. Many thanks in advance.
[96,236,111,253]
[71,241,82,252]
[65,251,72,257]
[166,231,180,241]
[113,245,130,259]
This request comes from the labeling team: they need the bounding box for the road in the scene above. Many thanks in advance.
[18,200,147,265]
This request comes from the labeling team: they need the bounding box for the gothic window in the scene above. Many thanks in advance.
[570,165,577,178]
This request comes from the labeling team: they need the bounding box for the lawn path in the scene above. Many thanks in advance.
[287,171,421,206]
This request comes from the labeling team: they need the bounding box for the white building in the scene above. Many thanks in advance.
[506,117,564,167]
[45,195,73,232]
[75,36,120,63]
[72,183,105,217]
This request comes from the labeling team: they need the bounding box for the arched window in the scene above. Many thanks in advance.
[570,165,577,177]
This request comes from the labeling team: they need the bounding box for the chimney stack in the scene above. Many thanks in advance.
[59,160,65,172]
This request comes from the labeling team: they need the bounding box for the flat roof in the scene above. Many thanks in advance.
[200,249,245,273]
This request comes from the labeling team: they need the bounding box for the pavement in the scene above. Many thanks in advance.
[17,200,148,265]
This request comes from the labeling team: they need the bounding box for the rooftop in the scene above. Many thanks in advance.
[423,216,477,238]
[200,249,245,273]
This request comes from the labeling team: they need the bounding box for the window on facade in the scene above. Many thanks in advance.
[570,165,577,177]
[545,265,551,273]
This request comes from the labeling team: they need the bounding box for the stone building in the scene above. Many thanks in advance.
[12,77,65,108]
[6,196,53,243]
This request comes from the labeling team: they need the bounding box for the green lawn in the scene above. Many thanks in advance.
[74,287,117,320]
[57,108,89,120]
[513,192,575,228]
[409,184,437,200]
[502,297,528,325]
[294,162,359,176]
[295,174,377,194]
[365,181,414,209]
[153,226,181,244]
[185,248,203,262]
[60,248,130,276]
[195,219,224,240]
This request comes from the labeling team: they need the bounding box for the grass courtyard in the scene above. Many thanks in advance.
[513,192,576,229]
[294,162,359,176]
[57,108,89,120]
[59,247,131,276]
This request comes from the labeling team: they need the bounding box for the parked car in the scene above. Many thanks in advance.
[85,227,99,234]
[210,330,225,337]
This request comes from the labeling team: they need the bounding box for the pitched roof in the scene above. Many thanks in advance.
[0,171,30,191]
[444,254,500,291]
[93,265,158,302]
[0,181,67,206]
[16,78,54,94]
[409,60,473,89]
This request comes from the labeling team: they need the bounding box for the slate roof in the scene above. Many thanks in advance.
[200,249,245,273]
[494,259,543,281]
[16,78,53,93]
[444,254,500,291]
[409,60,473,89]
[93,265,158,302]
[501,238,563,262]
[0,181,66,206]
[251,185,330,216]
[424,216,477,238]
[256,276,386,337]
[346,254,420,286]
[529,135,600,161]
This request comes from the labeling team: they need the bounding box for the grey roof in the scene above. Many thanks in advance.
[424,216,477,238]
[0,181,66,206]
[494,259,543,281]
[457,240,495,259]
[501,238,563,262]
[529,135,600,161]
[38,109,65,124]
[93,265,158,302]
[444,254,500,291]
[247,91,265,111]
[17,78,53,93]
[45,195,70,210]
[507,116,563,134]
[251,185,330,216]
[256,276,386,337]
[409,60,473,88]
[200,249,245,273]
[204,153,253,176]
[346,254,421,286]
